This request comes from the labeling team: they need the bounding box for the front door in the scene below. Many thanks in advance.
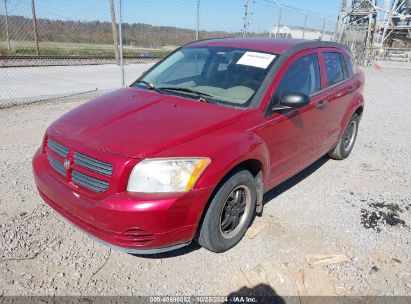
[258,50,331,187]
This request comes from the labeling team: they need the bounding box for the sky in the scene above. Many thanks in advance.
[4,0,342,32]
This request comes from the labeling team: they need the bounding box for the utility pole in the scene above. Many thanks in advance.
[31,0,40,55]
[243,0,251,37]
[302,14,308,39]
[118,0,124,86]
[3,0,11,52]
[109,0,120,65]
[277,5,282,37]
[334,0,344,42]
[321,18,327,40]
[195,0,200,40]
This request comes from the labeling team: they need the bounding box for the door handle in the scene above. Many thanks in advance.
[348,86,356,94]
[316,101,328,110]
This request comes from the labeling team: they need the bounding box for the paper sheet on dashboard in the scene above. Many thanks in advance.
[236,52,276,69]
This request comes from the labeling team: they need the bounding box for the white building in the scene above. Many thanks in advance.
[270,25,335,41]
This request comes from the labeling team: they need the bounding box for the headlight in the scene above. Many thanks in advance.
[127,158,211,193]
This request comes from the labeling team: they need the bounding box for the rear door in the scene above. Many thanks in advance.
[319,48,359,145]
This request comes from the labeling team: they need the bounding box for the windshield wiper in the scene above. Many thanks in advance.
[157,87,212,102]
[134,80,163,94]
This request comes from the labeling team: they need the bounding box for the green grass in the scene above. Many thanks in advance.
[11,47,169,58]
[153,50,170,58]
[0,46,7,56]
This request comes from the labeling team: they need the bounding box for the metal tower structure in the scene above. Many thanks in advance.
[336,0,378,47]
[381,0,411,47]
[337,0,411,47]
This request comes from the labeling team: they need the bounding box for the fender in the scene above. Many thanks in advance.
[338,73,365,139]
[340,95,363,136]
[152,129,270,190]
[202,131,270,212]
[151,128,271,219]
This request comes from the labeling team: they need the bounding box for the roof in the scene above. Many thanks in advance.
[189,37,345,54]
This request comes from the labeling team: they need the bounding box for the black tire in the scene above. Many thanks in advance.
[328,113,360,160]
[198,169,257,253]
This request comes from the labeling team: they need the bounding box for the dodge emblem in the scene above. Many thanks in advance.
[63,159,71,170]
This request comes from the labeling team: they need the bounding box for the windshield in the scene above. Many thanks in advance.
[134,46,278,108]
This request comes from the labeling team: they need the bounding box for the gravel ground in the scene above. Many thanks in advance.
[0,67,410,298]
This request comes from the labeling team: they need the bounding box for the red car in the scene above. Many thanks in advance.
[33,38,364,253]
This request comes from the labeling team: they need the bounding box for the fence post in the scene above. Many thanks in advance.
[109,0,120,65]
[31,0,40,55]
[3,0,11,52]
[277,5,282,37]
[302,14,307,39]
[195,0,200,40]
[118,0,124,87]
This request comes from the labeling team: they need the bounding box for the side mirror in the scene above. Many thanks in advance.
[280,92,310,109]
[272,92,310,111]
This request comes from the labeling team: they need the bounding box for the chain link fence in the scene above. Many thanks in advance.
[359,46,411,68]
[1,0,338,107]
[337,24,411,69]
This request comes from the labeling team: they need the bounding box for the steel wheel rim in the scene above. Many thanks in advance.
[219,185,251,239]
[343,120,357,152]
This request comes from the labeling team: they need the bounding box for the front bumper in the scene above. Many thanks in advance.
[32,148,214,253]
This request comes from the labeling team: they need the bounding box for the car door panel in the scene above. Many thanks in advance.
[320,49,357,146]
[255,50,332,187]
[268,98,331,186]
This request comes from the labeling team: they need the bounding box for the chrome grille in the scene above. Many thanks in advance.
[73,152,113,176]
[47,138,69,157]
[47,154,66,177]
[46,138,112,193]
[72,170,109,193]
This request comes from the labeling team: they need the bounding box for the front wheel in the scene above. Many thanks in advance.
[197,169,257,253]
[328,113,360,160]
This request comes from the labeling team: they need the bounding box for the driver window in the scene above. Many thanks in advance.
[275,53,321,101]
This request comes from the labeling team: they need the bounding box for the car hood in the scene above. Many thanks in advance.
[51,88,244,158]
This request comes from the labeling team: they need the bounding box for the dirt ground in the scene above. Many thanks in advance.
[0,67,410,298]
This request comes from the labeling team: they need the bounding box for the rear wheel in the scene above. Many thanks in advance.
[198,169,256,253]
[328,113,360,160]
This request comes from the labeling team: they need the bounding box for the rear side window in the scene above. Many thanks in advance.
[345,54,356,77]
[324,52,347,86]
[275,53,321,98]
